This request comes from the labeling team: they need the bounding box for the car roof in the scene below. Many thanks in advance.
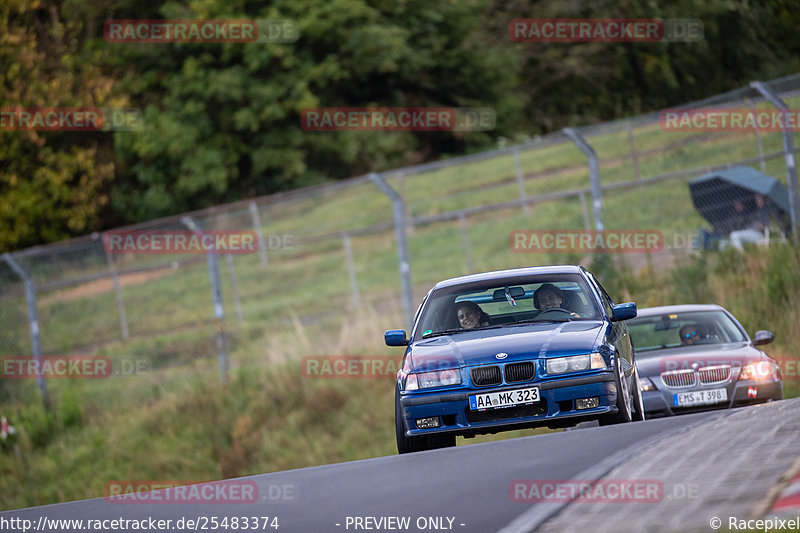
[432,265,585,289]
[633,304,727,318]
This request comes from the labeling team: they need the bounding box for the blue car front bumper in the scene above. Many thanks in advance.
[398,372,617,437]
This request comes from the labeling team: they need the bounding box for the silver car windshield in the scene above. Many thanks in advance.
[628,310,747,355]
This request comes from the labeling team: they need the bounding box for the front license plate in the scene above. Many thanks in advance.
[469,387,540,410]
[673,388,728,407]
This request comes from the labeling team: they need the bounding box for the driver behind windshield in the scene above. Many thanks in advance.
[534,283,581,318]
[679,324,698,345]
[534,283,563,311]
[679,322,714,345]
[455,301,491,329]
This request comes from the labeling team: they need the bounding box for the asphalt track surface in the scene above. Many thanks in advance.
[0,412,722,533]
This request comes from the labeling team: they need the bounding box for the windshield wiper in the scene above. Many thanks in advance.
[422,328,463,338]
[422,325,502,338]
[511,318,572,325]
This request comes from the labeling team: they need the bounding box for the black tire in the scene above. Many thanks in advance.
[395,388,456,454]
[631,366,646,422]
[599,360,633,426]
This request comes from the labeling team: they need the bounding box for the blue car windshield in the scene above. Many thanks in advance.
[627,310,747,355]
[414,274,602,340]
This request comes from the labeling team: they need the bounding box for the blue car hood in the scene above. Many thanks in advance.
[409,321,606,370]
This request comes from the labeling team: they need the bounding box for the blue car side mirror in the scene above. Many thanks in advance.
[611,302,637,322]
[385,329,409,346]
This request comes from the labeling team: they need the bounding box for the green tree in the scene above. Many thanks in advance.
[104,0,522,221]
[492,0,800,130]
[0,0,117,252]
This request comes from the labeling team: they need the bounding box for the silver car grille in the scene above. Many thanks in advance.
[661,369,696,388]
[660,365,732,388]
[698,365,731,384]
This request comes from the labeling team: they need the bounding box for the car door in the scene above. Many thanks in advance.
[586,272,635,377]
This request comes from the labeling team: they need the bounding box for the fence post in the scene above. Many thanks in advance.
[513,147,530,215]
[181,216,228,384]
[225,254,244,327]
[578,192,591,230]
[626,121,642,180]
[103,239,130,340]
[745,98,767,172]
[341,232,362,309]
[563,128,604,230]
[249,200,269,267]
[2,253,49,410]
[369,172,414,328]
[395,171,414,237]
[750,81,800,239]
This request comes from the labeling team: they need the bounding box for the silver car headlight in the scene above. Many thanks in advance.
[405,369,461,390]
[639,377,657,392]
[546,353,606,375]
[739,361,780,381]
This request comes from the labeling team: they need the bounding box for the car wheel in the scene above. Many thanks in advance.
[599,360,633,426]
[395,388,456,453]
[631,366,646,422]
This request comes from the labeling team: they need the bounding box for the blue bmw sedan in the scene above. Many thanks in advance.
[385,265,644,453]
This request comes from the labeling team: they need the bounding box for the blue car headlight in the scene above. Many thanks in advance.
[546,353,606,375]
[406,369,461,390]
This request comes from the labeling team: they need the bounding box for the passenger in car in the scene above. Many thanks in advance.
[455,301,491,329]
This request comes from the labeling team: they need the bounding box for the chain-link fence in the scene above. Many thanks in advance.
[2,72,799,416]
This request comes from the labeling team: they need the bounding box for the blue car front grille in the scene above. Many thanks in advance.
[504,362,535,383]
[471,365,502,386]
